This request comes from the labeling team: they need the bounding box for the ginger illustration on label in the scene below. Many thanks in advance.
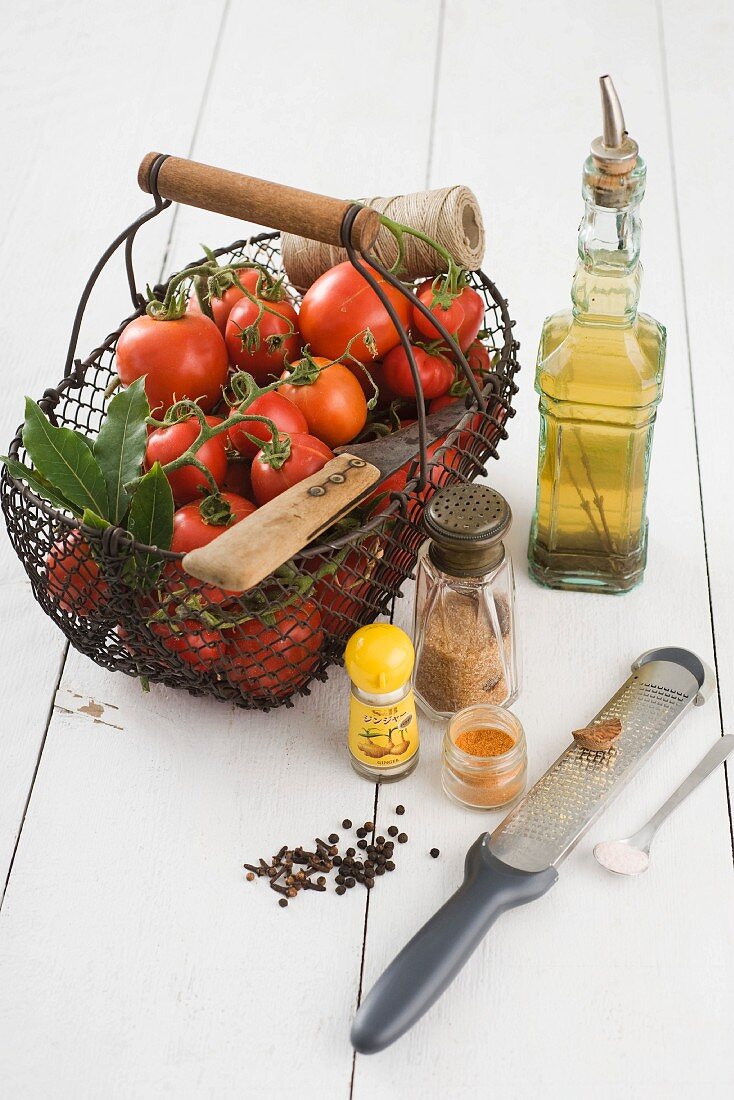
[349,692,419,768]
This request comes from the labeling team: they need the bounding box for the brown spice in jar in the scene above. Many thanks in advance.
[454,727,514,757]
[414,591,511,714]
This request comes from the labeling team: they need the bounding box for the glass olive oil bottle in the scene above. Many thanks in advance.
[528,76,666,593]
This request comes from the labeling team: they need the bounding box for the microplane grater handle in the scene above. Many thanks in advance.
[350,837,557,1054]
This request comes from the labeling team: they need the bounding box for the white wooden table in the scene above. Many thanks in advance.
[1,2,732,1096]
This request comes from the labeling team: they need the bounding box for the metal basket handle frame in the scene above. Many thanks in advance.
[8,154,515,560]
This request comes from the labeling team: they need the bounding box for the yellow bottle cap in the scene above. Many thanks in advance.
[344,623,415,695]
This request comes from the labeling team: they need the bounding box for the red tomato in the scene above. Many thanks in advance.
[411,281,465,342]
[312,541,382,638]
[46,531,105,617]
[382,344,454,400]
[227,391,308,460]
[455,286,485,350]
[279,358,368,448]
[188,268,271,334]
[225,295,301,383]
[226,599,323,698]
[428,394,460,413]
[157,617,228,671]
[251,433,334,506]
[464,339,493,377]
[166,491,257,605]
[116,313,229,416]
[299,261,411,364]
[145,415,228,505]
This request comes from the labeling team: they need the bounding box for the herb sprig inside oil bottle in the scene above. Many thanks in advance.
[528,75,666,594]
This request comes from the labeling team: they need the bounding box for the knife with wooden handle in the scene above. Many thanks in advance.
[181,402,466,592]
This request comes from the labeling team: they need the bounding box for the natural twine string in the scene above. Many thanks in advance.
[281,185,486,290]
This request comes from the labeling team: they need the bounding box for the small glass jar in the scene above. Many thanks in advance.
[413,483,519,720]
[442,704,526,810]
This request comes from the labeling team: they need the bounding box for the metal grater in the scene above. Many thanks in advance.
[489,647,714,871]
[352,647,715,1053]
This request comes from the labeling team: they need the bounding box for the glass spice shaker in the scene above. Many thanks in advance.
[413,483,519,720]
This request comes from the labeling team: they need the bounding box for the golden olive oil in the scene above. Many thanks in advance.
[528,77,666,593]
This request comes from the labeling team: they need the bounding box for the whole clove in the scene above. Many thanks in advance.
[242,805,415,909]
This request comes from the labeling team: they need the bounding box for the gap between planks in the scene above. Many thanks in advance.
[0,643,68,911]
[0,0,231,914]
[655,0,734,864]
[351,8,446,1091]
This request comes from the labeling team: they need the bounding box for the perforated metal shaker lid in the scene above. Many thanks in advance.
[424,484,512,576]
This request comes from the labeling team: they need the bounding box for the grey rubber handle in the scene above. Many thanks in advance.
[351,835,558,1054]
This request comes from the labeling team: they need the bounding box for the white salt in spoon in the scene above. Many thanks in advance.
[594,734,734,876]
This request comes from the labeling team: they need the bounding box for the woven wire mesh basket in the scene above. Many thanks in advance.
[1,188,519,711]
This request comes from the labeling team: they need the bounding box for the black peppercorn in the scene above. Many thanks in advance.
[345,877,356,888]
[430,848,440,859]
[328,833,339,844]
[375,865,386,876]
[342,819,352,829]
[376,836,385,846]
[396,805,405,815]
[356,828,366,839]
[357,839,367,850]
[364,821,374,831]
[346,847,356,858]
[387,826,399,837]
[385,860,395,871]
[336,885,346,895]
[335,874,345,885]
[279,898,288,908]
[398,832,408,843]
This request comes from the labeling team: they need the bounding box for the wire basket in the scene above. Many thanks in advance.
[1,157,520,710]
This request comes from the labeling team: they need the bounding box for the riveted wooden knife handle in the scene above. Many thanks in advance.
[181,454,382,592]
[138,153,381,251]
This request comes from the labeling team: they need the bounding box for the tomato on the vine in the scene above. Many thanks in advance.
[226,598,323,698]
[145,414,228,505]
[227,391,307,460]
[250,432,334,506]
[166,491,257,605]
[279,357,368,448]
[188,267,265,334]
[298,261,411,364]
[46,531,106,616]
[312,540,382,638]
[117,313,229,416]
[411,279,465,343]
[382,344,454,400]
[225,294,301,383]
[455,286,485,350]
[156,617,228,671]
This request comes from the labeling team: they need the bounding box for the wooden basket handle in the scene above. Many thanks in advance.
[138,152,381,251]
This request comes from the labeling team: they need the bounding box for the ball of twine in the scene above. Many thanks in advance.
[281,185,485,291]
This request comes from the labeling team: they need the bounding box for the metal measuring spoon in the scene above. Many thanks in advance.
[594,734,734,876]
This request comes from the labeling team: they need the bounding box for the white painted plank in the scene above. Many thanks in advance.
[661,0,734,814]
[0,2,226,887]
[0,2,442,1096]
[354,2,734,1097]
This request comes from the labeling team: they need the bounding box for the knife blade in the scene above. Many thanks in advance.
[182,401,469,593]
